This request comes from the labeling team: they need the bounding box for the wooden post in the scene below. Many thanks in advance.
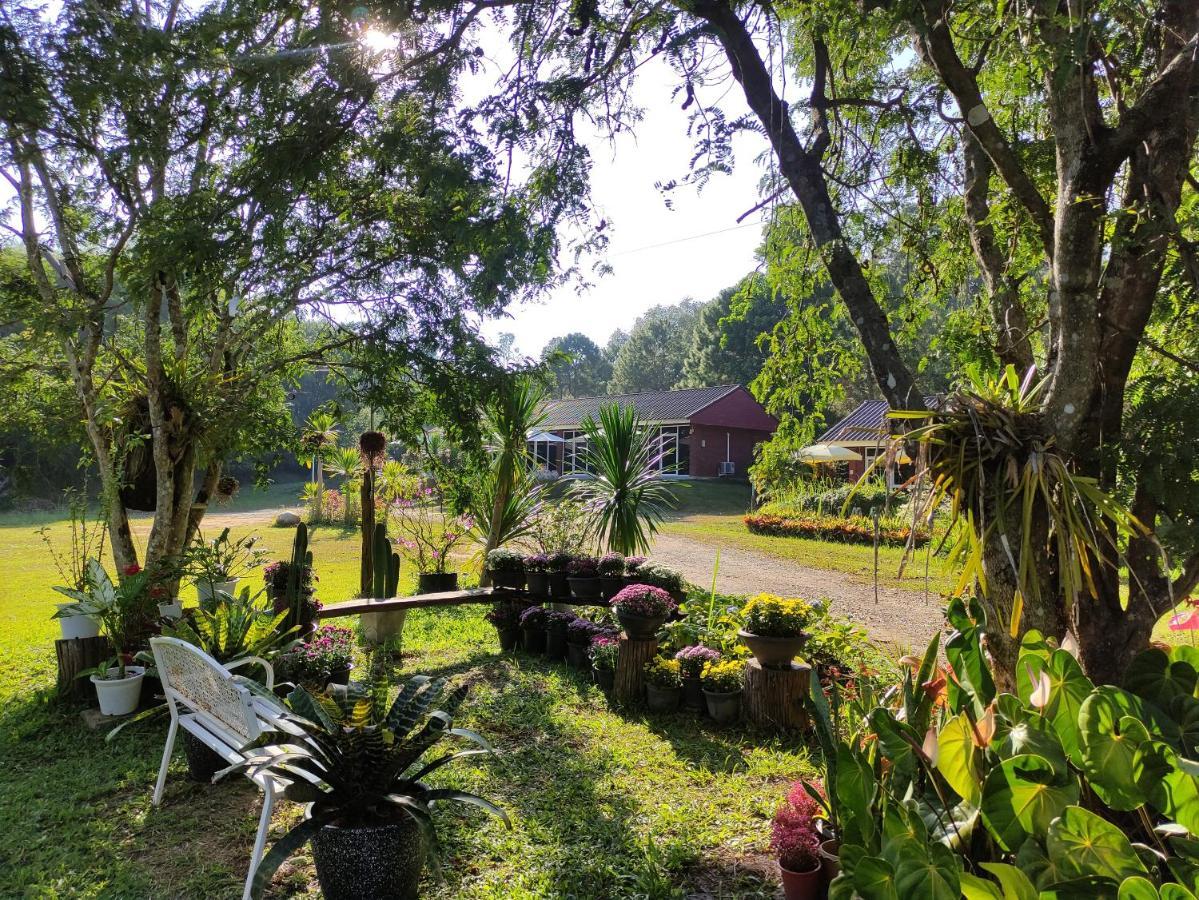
[744,659,811,732]
[55,636,111,700]
[614,635,658,704]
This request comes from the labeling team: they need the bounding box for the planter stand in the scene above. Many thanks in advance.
[55,635,111,701]
[744,659,811,732]
[361,609,408,645]
[614,634,658,704]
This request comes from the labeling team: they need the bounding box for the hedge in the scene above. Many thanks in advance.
[743,512,928,547]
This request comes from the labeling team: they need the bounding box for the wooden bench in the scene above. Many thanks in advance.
[149,637,308,900]
[315,586,607,620]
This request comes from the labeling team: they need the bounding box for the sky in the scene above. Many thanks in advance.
[477,58,771,360]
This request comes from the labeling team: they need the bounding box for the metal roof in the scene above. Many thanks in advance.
[818,396,941,443]
[540,385,742,428]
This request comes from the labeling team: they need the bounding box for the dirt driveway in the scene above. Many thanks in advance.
[648,532,943,650]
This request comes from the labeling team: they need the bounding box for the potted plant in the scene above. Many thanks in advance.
[567,555,602,600]
[624,555,648,581]
[274,625,356,690]
[546,550,573,601]
[643,657,682,712]
[700,658,744,725]
[675,645,722,713]
[634,563,686,604]
[223,669,509,900]
[566,618,598,669]
[518,604,548,653]
[54,559,152,716]
[738,594,816,669]
[610,584,677,640]
[588,635,619,691]
[770,782,824,900]
[41,490,108,639]
[181,528,268,608]
[485,548,526,590]
[485,602,522,652]
[597,552,626,598]
[392,486,474,593]
[544,609,576,660]
[524,553,551,597]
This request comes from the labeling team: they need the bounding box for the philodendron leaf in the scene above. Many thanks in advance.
[1125,648,1198,709]
[981,754,1080,852]
[852,856,900,900]
[836,743,877,848]
[1118,876,1161,900]
[978,862,1038,900]
[1017,647,1094,767]
[1047,805,1149,883]
[996,713,1069,776]
[1080,686,1154,810]
[1133,740,1199,835]
[1017,837,1071,891]
[960,872,1003,900]
[937,711,982,805]
[893,840,960,900]
[1160,884,1199,900]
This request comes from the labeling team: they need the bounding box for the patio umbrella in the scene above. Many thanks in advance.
[796,443,863,464]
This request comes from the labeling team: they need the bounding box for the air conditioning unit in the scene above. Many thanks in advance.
[718,461,736,476]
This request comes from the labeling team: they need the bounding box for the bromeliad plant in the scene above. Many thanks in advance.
[225,667,510,899]
[810,596,1199,899]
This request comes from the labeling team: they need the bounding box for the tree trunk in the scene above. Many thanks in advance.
[614,635,658,704]
[744,660,810,731]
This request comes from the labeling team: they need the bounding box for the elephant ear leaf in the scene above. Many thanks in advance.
[1079,686,1153,810]
[1125,648,1198,709]
[1017,648,1093,766]
[1132,740,1199,835]
[978,862,1037,900]
[851,856,900,900]
[1046,805,1148,884]
[981,754,1079,852]
[937,712,982,806]
[1117,876,1161,900]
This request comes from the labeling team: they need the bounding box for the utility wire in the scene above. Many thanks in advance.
[610,218,767,257]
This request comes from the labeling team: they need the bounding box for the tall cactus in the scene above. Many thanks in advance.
[285,523,312,630]
[371,522,400,598]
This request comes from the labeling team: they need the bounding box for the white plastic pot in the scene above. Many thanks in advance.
[91,666,145,716]
[158,601,184,621]
[55,603,101,641]
[361,609,408,645]
[196,578,239,606]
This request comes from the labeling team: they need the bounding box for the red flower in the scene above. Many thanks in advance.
[123,564,142,576]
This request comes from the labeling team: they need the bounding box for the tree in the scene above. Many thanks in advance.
[677,277,787,389]
[608,300,702,394]
[0,0,563,580]
[542,332,612,397]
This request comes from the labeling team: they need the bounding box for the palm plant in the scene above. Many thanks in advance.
[571,403,679,555]
[225,667,509,898]
[322,446,365,526]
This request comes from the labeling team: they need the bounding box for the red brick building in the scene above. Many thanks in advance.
[531,385,777,479]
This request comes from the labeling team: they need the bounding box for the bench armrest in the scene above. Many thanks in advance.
[227,655,274,691]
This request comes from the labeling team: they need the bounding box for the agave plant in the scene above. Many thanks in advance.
[571,403,679,555]
[226,667,509,898]
[163,588,297,664]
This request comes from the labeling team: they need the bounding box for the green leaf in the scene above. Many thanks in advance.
[1080,686,1154,810]
[836,743,877,848]
[852,856,899,900]
[893,841,959,900]
[1125,649,1198,709]
[937,712,982,805]
[1160,884,1198,900]
[995,714,1068,776]
[979,863,1037,900]
[1047,805,1148,883]
[1118,876,1161,900]
[945,603,995,717]
[1017,648,1094,766]
[1133,740,1199,834]
[981,754,1079,852]
[961,872,1003,899]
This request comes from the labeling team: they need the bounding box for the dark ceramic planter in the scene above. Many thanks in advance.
[496,626,520,652]
[682,675,705,713]
[566,641,590,669]
[417,572,458,594]
[598,575,625,600]
[819,839,841,881]
[616,610,666,641]
[779,861,823,900]
[739,629,808,670]
[489,570,526,590]
[545,627,569,661]
[593,666,615,691]
[521,625,547,654]
[546,572,570,600]
[525,572,550,597]
[310,810,425,900]
[568,576,602,601]
[703,689,742,726]
[326,664,353,687]
[645,683,681,713]
[181,730,227,783]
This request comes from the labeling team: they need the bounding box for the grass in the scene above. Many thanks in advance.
[0,487,816,898]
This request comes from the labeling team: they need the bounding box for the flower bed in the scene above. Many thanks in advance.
[743,511,927,546]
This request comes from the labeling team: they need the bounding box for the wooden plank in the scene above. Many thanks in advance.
[316,587,520,618]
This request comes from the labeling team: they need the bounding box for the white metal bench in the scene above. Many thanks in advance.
[150,637,306,900]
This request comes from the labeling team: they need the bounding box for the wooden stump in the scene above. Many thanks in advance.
[744,659,811,732]
[614,635,658,704]
[55,636,111,700]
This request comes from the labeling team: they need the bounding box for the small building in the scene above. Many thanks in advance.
[817,396,939,482]
[531,385,777,479]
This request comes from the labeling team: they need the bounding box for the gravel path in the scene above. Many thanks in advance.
[649,531,943,650]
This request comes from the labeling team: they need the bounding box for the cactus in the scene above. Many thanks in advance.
[285,522,312,630]
[370,522,401,598]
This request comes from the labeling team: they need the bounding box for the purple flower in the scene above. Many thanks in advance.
[610,584,677,618]
[675,645,721,678]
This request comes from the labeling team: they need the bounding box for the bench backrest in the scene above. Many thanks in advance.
[150,636,262,743]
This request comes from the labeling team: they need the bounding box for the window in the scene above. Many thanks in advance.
[560,430,589,475]
[655,425,691,475]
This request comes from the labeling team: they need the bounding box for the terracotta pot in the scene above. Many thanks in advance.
[568,576,602,601]
[702,688,741,726]
[739,630,808,670]
[417,572,458,594]
[818,839,840,881]
[615,610,666,640]
[525,572,550,597]
[645,683,681,713]
[496,626,520,652]
[779,861,823,900]
[489,570,526,590]
[310,809,425,900]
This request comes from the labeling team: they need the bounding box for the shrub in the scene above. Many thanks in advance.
[524,553,551,573]
[597,552,626,576]
[675,644,722,678]
[644,657,681,689]
[741,593,818,637]
[743,511,927,546]
[518,605,548,628]
[770,782,822,872]
[765,481,894,518]
[634,563,685,594]
[588,635,619,670]
[485,602,522,629]
[701,658,744,693]
[485,548,524,573]
[567,555,600,578]
[547,550,573,573]
[611,584,677,618]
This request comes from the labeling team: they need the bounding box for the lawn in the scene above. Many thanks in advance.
[0,490,816,898]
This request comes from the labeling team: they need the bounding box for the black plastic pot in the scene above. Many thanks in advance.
[310,810,426,900]
[568,576,602,601]
[326,664,353,687]
[525,572,550,597]
[545,627,569,661]
[496,626,520,652]
[682,675,705,713]
[566,641,591,669]
[489,570,526,590]
[593,666,615,691]
[615,610,666,640]
[645,683,681,713]
[417,572,459,594]
[599,576,625,600]
[546,572,570,600]
[521,625,547,654]
[181,730,227,783]
[703,689,742,726]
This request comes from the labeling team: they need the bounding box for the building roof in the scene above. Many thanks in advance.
[819,396,941,444]
[540,385,742,429]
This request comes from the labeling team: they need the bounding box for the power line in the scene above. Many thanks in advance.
[610,218,767,257]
